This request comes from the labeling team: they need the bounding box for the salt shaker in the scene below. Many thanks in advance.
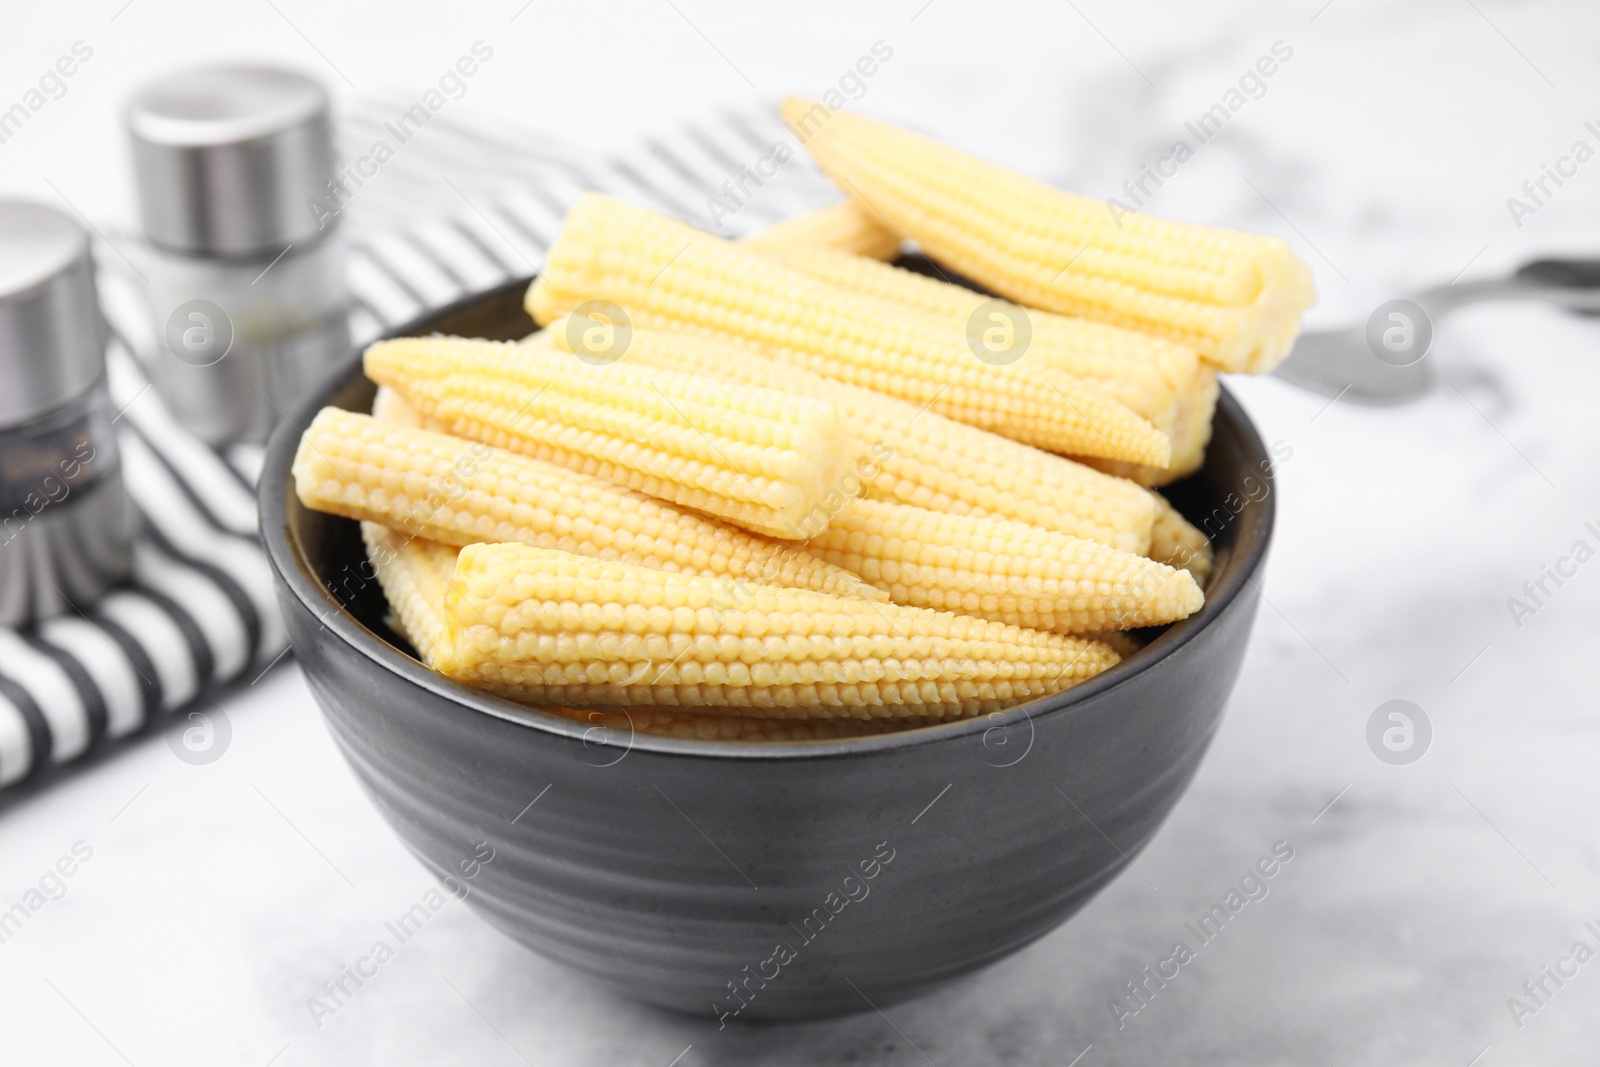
[126,66,350,445]
[0,201,135,626]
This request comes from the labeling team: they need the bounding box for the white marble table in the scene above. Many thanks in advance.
[4,1,1600,1063]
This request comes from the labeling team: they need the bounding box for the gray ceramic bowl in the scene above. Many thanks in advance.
[260,276,1273,1021]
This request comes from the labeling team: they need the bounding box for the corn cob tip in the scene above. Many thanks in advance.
[1077,369,1218,487]
[1241,253,1318,374]
[806,498,1203,634]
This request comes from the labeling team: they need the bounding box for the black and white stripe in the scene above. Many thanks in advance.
[333,103,844,342]
[0,104,840,788]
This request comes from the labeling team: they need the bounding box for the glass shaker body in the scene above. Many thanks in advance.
[126,66,347,445]
[140,228,349,444]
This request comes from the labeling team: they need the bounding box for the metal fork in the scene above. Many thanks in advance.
[1271,258,1600,404]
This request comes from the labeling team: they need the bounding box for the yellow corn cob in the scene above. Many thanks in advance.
[361,523,919,738]
[298,409,884,601]
[1079,370,1220,486]
[748,240,1203,429]
[541,705,941,741]
[742,200,902,260]
[805,498,1202,634]
[526,193,1171,466]
[361,521,460,666]
[1146,494,1214,586]
[364,335,854,540]
[438,543,1120,719]
[543,320,1158,553]
[782,98,1315,374]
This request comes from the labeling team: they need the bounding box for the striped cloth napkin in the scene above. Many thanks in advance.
[0,104,840,789]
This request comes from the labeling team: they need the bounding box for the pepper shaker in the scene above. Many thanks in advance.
[126,66,350,445]
[0,201,135,626]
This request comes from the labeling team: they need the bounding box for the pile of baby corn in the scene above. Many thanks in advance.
[293,101,1314,742]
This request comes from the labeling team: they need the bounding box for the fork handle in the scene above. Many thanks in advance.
[1514,258,1600,315]
[1515,257,1600,287]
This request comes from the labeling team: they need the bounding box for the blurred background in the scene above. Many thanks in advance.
[3,0,1599,1063]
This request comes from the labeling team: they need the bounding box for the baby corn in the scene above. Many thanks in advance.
[437,543,1120,719]
[297,409,884,601]
[805,498,1203,634]
[782,98,1315,374]
[748,240,1203,431]
[544,320,1158,553]
[306,102,1285,742]
[360,524,922,738]
[1079,370,1220,485]
[526,193,1172,466]
[742,200,902,260]
[1147,494,1214,586]
[364,335,853,540]
[361,521,460,666]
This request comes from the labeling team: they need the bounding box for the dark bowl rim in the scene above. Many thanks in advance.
[259,276,1275,763]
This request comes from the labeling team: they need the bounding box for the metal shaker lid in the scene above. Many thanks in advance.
[126,66,334,256]
[0,201,105,428]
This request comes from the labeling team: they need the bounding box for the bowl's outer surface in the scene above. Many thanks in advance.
[262,276,1274,1021]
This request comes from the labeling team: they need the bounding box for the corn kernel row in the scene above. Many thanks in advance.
[297,409,883,600]
[365,334,854,540]
[439,543,1121,719]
